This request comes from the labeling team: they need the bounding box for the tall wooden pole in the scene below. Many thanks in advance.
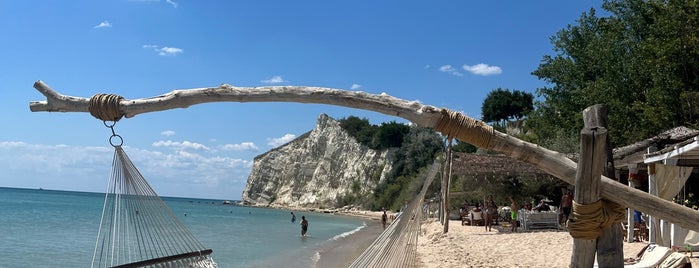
[443,144,452,233]
[582,105,623,267]
[570,126,607,267]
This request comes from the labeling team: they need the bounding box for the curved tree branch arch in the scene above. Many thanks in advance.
[29,80,699,232]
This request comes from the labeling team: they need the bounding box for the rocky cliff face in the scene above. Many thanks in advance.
[241,114,393,209]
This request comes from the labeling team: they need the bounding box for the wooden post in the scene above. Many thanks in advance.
[570,126,607,268]
[442,144,453,233]
[646,146,658,244]
[583,105,623,267]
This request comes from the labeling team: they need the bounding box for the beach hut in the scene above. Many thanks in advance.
[641,128,699,250]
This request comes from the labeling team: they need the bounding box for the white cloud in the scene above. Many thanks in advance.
[161,130,175,136]
[131,0,178,8]
[165,0,178,8]
[267,134,296,147]
[157,47,183,56]
[142,45,183,56]
[462,63,502,76]
[221,142,259,151]
[439,65,463,76]
[94,21,112,29]
[152,140,210,151]
[261,75,286,84]
[350,84,362,90]
[0,141,253,199]
[424,65,431,69]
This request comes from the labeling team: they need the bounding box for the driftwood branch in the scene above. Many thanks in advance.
[29,80,699,233]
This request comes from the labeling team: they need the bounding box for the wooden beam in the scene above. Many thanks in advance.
[28,81,699,232]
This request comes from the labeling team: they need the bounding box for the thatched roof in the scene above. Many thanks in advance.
[613,126,699,168]
[451,152,555,178]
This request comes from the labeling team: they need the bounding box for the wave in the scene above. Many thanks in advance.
[329,221,367,241]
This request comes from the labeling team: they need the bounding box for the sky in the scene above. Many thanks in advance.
[0,0,604,200]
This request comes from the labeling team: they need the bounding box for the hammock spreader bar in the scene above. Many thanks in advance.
[111,249,213,268]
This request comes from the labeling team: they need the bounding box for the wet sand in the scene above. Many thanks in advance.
[315,218,384,267]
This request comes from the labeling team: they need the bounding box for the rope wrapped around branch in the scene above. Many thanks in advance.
[568,199,626,240]
[88,93,124,122]
[435,109,493,147]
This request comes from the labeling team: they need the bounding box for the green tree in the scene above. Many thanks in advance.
[530,0,699,147]
[372,121,410,149]
[481,88,534,125]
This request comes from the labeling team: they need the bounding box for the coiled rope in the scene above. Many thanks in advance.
[435,109,494,149]
[89,93,124,122]
[568,200,626,240]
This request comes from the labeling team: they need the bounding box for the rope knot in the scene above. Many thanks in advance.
[568,199,625,240]
[89,94,125,122]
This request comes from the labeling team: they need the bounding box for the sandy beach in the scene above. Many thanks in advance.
[315,210,386,267]
[291,209,699,268]
[416,219,699,268]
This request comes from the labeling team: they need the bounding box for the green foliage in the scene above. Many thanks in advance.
[371,127,445,210]
[338,116,410,150]
[452,140,477,153]
[481,88,534,125]
[337,115,445,210]
[530,0,699,147]
[339,116,377,146]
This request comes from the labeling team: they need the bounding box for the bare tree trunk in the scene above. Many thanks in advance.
[28,81,699,232]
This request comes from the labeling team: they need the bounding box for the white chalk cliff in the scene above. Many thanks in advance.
[241,114,393,208]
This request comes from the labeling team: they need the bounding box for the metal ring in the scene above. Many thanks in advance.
[109,134,124,147]
[103,121,117,128]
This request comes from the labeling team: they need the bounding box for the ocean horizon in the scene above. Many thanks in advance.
[0,187,371,268]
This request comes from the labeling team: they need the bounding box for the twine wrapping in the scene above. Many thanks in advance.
[434,109,494,148]
[89,94,124,122]
[568,199,626,240]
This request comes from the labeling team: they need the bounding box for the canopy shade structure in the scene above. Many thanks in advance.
[645,136,699,167]
[642,132,699,248]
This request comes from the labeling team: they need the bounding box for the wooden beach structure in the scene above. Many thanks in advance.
[28,81,699,267]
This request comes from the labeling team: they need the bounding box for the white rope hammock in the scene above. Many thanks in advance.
[91,145,217,268]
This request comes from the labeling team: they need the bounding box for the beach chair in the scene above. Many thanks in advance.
[625,244,673,268]
[658,252,691,268]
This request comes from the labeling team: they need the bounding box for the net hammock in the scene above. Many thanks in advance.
[91,144,217,268]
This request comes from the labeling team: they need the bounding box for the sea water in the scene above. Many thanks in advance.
[0,187,367,268]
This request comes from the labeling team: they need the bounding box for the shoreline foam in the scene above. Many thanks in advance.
[315,218,384,268]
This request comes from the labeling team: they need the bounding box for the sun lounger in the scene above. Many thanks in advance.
[658,252,691,268]
[625,244,673,268]
[519,211,560,230]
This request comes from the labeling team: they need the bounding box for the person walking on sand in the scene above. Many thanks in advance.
[560,190,573,225]
[485,195,498,231]
[381,210,388,229]
[509,196,519,232]
[291,212,296,223]
[300,216,309,237]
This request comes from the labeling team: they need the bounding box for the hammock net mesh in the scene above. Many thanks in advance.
[91,146,217,268]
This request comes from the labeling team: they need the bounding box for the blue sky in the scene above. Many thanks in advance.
[0,1,603,200]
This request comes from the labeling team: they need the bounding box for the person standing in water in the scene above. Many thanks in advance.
[300,216,309,237]
[291,212,296,223]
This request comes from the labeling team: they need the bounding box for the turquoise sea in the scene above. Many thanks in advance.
[0,187,369,268]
